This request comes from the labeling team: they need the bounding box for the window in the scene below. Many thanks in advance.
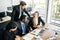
[50,0,60,25]
[52,0,60,20]
[50,0,60,26]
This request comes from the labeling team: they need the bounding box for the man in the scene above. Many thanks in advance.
[12,1,30,21]
[16,15,28,36]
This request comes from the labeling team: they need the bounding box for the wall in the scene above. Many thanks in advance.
[0,0,11,12]
[0,0,20,12]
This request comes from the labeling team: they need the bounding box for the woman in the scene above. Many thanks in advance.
[3,21,18,40]
[27,11,45,32]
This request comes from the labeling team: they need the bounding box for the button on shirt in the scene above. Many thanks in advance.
[21,22,26,34]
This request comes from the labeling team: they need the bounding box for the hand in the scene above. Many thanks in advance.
[30,27,33,32]
[37,25,44,28]
[15,35,20,40]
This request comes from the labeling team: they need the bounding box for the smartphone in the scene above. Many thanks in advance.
[39,29,45,34]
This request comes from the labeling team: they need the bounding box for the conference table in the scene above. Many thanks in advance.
[22,27,55,40]
[15,27,60,40]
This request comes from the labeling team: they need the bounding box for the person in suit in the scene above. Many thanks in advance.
[27,11,45,32]
[16,15,28,36]
[3,21,18,40]
[12,1,30,21]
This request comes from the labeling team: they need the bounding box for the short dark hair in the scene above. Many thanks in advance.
[20,15,26,21]
[20,1,26,6]
[6,21,18,31]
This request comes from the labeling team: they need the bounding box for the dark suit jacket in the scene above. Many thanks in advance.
[3,31,15,40]
[12,5,30,21]
[27,17,45,31]
[16,21,22,36]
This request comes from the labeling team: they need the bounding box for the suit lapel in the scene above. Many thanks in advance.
[38,17,40,25]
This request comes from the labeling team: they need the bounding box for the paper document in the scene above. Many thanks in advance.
[23,33,35,40]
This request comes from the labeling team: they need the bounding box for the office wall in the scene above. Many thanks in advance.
[12,0,20,5]
[0,0,20,12]
[0,0,12,12]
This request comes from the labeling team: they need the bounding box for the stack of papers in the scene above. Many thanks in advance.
[23,33,35,40]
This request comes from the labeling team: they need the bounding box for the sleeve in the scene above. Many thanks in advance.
[39,17,45,26]
[23,8,30,17]
[26,18,33,32]
[3,32,9,40]
[16,22,22,36]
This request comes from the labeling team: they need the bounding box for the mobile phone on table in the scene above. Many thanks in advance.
[39,29,45,34]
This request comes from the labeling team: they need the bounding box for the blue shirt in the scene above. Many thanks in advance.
[21,22,26,34]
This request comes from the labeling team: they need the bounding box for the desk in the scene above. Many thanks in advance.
[0,16,11,23]
[23,28,55,40]
[15,28,60,40]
